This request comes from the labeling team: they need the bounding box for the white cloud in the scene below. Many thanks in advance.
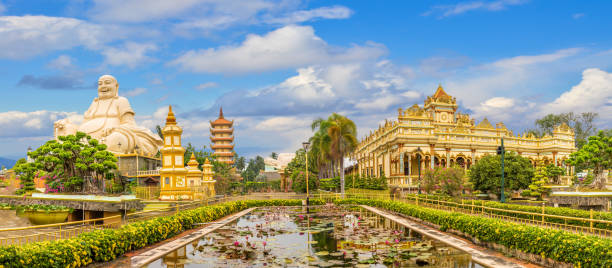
[541,68,612,124]
[0,16,128,59]
[122,87,148,97]
[355,95,403,111]
[47,55,74,70]
[572,13,585,19]
[401,91,420,99]
[255,116,310,131]
[195,82,218,91]
[0,110,80,138]
[101,42,158,68]
[264,6,352,24]
[170,25,386,74]
[424,0,527,18]
[89,0,351,33]
[445,48,583,108]
[491,48,581,68]
[151,78,163,85]
[88,0,207,23]
[481,97,515,109]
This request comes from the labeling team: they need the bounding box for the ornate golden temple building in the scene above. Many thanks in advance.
[159,106,216,200]
[354,86,577,187]
[210,107,235,165]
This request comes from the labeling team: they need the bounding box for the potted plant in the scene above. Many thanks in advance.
[23,204,72,225]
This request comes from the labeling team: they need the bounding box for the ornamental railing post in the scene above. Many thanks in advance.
[590,209,593,232]
[541,203,545,224]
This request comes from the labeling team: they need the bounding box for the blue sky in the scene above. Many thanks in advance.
[0,0,611,160]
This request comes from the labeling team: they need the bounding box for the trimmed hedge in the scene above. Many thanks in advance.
[410,194,612,230]
[335,198,612,268]
[0,199,324,268]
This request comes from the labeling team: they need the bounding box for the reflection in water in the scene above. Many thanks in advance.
[147,205,484,268]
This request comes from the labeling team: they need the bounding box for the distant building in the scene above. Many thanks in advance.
[210,107,235,165]
[355,85,577,188]
[262,153,296,191]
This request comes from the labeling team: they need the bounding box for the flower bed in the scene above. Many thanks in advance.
[0,203,11,210]
[335,198,612,268]
[0,199,324,268]
[410,194,612,230]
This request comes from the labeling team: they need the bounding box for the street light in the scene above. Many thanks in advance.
[302,141,310,208]
[135,145,140,186]
[416,147,422,194]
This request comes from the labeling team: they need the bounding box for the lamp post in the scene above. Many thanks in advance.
[497,138,506,203]
[135,145,140,186]
[302,141,310,208]
[416,147,422,194]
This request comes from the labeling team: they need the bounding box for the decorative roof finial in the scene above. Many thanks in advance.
[219,106,224,119]
[166,105,176,125]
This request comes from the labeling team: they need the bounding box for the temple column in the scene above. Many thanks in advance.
[407,154,412,184]
[446,148,451,167]
[430,144,435,167]
[552,151,558,166]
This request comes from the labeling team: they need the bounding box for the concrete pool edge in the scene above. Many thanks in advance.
[361,205,526,268]
[129,207,257,268]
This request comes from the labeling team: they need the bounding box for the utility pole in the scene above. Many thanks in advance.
[497,138,506,203]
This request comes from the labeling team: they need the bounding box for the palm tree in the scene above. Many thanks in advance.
[308,129,331,178]
[312,113,358,197]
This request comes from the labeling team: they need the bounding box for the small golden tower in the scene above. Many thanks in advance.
[202,158,216,197]
[159,106,191,200]
[186,154,202,187]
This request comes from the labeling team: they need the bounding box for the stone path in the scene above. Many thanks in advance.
[361,205,526,268]
[129,207,257,268]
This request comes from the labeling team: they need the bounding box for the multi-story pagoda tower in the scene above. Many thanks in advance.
[159,106,191,200]
[210,107,235,165]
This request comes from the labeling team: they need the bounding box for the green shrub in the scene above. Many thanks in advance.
[335,198,611,267]
[0,199,323,267]
[406,194,612,230]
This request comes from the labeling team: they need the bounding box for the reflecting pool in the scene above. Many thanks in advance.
[147,205,484,267]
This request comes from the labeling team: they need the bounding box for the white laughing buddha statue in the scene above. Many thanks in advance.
[54,74,163,155]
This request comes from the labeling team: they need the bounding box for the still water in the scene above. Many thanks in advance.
[147,205,484,268]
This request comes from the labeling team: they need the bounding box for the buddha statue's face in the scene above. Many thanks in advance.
[98,75,118,99]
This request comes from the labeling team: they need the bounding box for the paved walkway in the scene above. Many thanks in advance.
[361,205,526,268]
[129,207,257,268]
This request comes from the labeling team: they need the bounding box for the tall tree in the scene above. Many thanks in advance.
[468,152,533,197]
[235,156,246,171]
[534,112,598,148]
[566,130,611,189]
[270,152,278,160]
[155,125,164,139]
[312,113,357,197]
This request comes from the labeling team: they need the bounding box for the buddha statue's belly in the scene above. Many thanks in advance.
[78,118,121,137]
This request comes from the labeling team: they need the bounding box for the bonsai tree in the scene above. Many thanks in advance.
[27,132,118,193]
[13,159,37,195]
[526,163,549,200]
[566,130,611,189]
[545,164,565,184]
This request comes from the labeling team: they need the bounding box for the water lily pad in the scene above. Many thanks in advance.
[315,251,329,256]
